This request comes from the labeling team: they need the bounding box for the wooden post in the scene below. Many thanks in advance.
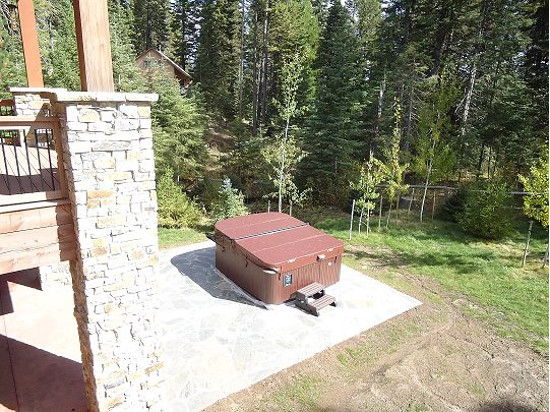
[543,245,549,268]
[267,199,271,212]
[349,199,355,240]
[521,220,533,268]
[17,0,44,87]
[72,0,115,91]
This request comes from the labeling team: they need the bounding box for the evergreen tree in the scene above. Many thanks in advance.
[196,0,242,120]
[169,0,202,70]
[149,68,208,186]
[109,0,146,92]
[132,0,170,53]
[269,0,319,131]
[301,1,364,205]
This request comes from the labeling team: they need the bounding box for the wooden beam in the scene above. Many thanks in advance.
[72,0,115,92]
[17,0,44,87]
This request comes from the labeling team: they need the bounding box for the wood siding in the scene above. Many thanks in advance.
[0,200,75,275]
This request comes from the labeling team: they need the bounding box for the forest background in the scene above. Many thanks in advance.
[0,0,548,231]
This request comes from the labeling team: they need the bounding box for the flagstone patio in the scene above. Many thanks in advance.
[0,241,421,411]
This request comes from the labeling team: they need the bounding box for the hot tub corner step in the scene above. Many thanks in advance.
[295,293,336,317]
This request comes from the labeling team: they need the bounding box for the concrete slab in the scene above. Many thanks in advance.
[159,241,422,411]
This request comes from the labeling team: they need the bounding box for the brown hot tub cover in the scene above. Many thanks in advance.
[212,212,344,304]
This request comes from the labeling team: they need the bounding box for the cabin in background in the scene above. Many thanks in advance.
[136,48,192,88]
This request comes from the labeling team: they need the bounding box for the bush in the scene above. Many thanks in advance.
[439,189,467,222]
[457,178,514,240]
[157,169,204,228]
[212,177,249,221]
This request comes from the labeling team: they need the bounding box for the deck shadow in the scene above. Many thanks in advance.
[0,269,41,316]
[0,336,86,412]
[170,246,264,308]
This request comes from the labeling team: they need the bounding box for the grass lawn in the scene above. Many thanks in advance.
[158,226,209,249]
[307,209,549,355]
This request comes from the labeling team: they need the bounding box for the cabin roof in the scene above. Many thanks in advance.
[136,49,192,80]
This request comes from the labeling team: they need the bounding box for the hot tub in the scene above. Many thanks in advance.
[211,212,344,304]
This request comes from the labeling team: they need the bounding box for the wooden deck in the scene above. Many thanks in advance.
[0,116,73,276]
[0,144,60,196]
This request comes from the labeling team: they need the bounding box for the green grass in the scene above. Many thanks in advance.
[269,375,322,411]
[158,226,209,248]
[310,211,549,355]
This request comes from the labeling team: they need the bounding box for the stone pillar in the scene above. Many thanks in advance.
[47,90,164,411]
[10,87,73,289]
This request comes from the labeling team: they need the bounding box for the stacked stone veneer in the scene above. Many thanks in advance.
[45,91,164,411]
[10,88,73,289]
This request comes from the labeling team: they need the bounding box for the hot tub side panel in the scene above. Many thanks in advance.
[215,244,277,303]
[279,255,342,300]
[215,243,342,304]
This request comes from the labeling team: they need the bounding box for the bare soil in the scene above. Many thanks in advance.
[206,247,549,412]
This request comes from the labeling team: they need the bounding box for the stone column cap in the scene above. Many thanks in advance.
[10,87,67,95]
[42,90,158,103]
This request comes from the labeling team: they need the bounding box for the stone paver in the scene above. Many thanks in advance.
[159,241,421,411]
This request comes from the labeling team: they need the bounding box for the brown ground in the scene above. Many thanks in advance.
[206,247,549,412]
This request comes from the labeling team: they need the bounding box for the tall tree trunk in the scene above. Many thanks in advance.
[420,138,436,222]
[349,199,355,240]
[460,62,477,140]
[259,0,270,131]
[403,81,414,152]
[378,195,383,230]
[366,207,370,236]
[373,72,386,150]
[252,9,259,135]
[238,0,245,119]
[278,117,289,213]
[522,220,533,267]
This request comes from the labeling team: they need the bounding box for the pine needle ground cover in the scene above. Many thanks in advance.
[310,213,549,355]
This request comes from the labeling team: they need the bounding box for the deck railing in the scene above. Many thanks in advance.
[0,99,15,116]
[0,116,67,207]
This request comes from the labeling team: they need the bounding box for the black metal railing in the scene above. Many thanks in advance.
[0,100,14,116]
[0,116,66,204]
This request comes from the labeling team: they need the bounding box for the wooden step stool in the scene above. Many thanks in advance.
[294,282,336,316]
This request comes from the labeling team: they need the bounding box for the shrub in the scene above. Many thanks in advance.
[439,189,467,222]
[457,178,514,240]
[212,177,249,221]
[157,169,204,228]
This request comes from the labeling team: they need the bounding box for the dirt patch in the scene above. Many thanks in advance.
[206,247,549,412]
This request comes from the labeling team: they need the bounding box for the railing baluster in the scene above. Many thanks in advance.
[11,131,24,193]
[34,128,45,191]
[0,133,12,194]
[45,128,56,190]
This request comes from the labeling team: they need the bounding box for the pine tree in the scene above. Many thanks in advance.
[109,0,146,92]
[302,1,364,205]
[149,68,208,186]
[132,0,170,53]
[196,0,242,120]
